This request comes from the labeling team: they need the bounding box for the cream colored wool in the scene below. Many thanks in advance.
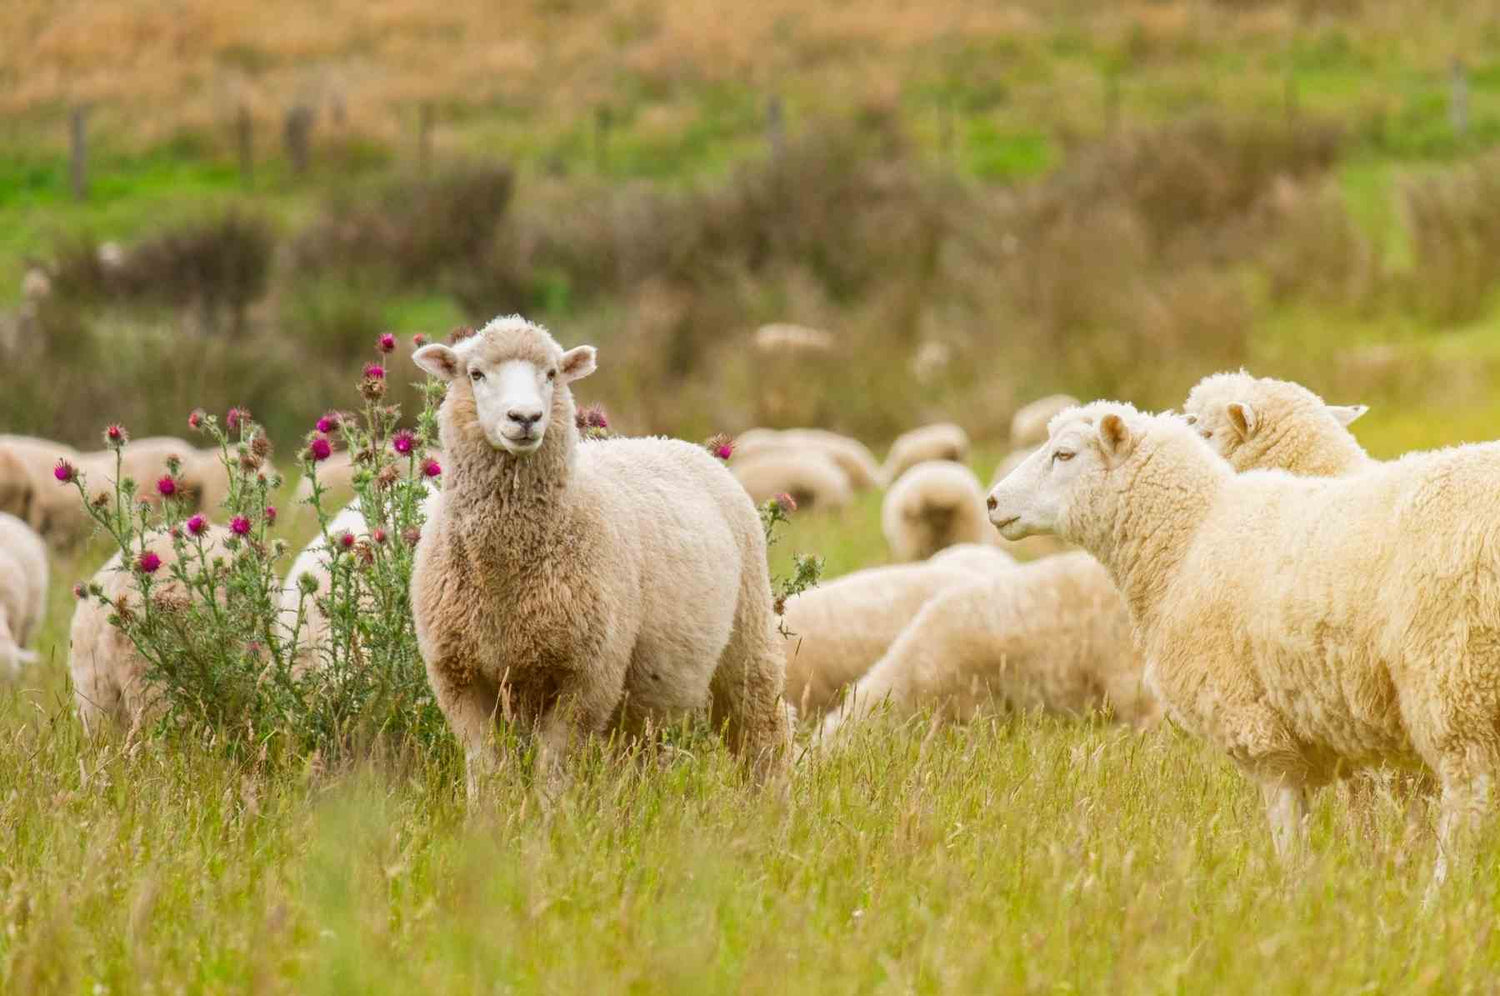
[988,401,1500,882]
[294,449,358,511]
[0,435,90,545]
[279,502,369,671]
[0,512,47,676]
[733,429,882,491]
[819,552,1156,740]
[1183,371,1370,475]
[70,527,231,733]
[1010,394,1080,449]
[779,544,1016,716]
[411,316,791,802]
[882,423,969,484]
[882,460,993,562]
[0,444,34,524]
[731,448,853,512]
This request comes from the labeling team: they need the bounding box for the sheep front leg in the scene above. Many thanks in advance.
[532,676,622,808]
[1258,777,1309,860]
[1431,765,1493,896]
[435,676,503,809]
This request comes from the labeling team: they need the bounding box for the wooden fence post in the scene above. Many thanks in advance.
[69,107,89,201]
[236,105,254,189]
[284,104,314,176]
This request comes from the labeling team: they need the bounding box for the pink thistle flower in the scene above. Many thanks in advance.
[264,506,277,525]
[187,409,205,430]
[773,492,797,513]
[230,516,251,536]
[412,333,428,347]
[186,514,207,537]
[339,531,356,549]
[373,528,388,545]
[104,424,128,448]
[316,412,340,434]
[308,437,332,462]
[226,407,250,431]
[392,429,416,455]
[363,363,386,381]
[137,551,162,574]
[377,333,396,353]
[72,583,87,600]
[705,433,734,461]
[422,458,442,479]
[156,475,177,498]
[53,459,77,484]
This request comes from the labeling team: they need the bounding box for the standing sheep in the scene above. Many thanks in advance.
[411,316,791,801]
[780,544,1016,716]
[0,512,47,676]
[819,552,1155,741]
[882,460,993,562]
[1183,371,1369,475]
[882,423,969,484]
[988,401,1500,883]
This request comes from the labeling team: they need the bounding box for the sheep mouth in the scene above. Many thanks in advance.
[493,431,544,455]
[991,515,1020,533]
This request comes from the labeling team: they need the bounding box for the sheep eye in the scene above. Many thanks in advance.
[1185,414,1198,426]
[1200,429,1213,440]
[546,368,557,381]
[1052,450,1074,464]
[470,369,485,383]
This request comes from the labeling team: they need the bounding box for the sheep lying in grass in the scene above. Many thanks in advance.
[1010,394,1080,450]
[0,444,35,525]
[780,544,1017,716]
[819,552,1155,741]
[411,316,791,801]
[1183,370,1369,475]
[731,448,853,512]
[734,428,882,491]
[882,460,993,562]
[0,512,47,676]
[882,423,968,483]
[988,401,1500,884]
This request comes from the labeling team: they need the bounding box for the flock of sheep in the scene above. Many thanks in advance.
[0,313,1495,892]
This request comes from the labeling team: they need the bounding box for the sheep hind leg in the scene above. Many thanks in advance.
[1257,775,1310,861]
[710,603,793,784]
[1428,758,1494,901]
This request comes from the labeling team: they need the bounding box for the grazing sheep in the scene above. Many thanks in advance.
[1183,370,1369,475]
[1010,394,1080,449]
[780,545,1017,716]
[731,448,853,512]
[733,428,882,491]
[113,436,197,490]
[411,316,792,801]
[820,552,1155,740]
[70,527,230,733]
[882,423,969,483]
[882,460,992,562]
[988,401,1500,884]
[0,512,47,676]
[180,449,235,513]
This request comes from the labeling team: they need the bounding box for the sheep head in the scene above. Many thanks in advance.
[414,316,597,457]
[1182,370,1367,473]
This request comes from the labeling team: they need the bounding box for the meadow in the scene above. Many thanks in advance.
[7,0,1500,990]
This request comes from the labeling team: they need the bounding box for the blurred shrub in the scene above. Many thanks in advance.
[1259,177,1378,310]
[1402,153,1500,324]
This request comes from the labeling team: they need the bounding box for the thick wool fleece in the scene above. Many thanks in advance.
[279,502,368,671]
[882,423,969,484]
[820,551,1156,740]
[412,317,791,798]
[1015,402,1500,871]
[731,448,853,511]
[0,435,90,546]
[779,544,1016,715]
[1183,371,1373,476]
[882,460,993,562]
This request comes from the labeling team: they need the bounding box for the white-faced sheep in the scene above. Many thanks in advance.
[819,552,1156,741]
[1183,371,1370,476]
[0,512,47,676]
[1010,394,1081,450]
[411,316,792,801]
[882,460,994,562]
[988,401,1500,884]
[780,544,1017,716]
[987,447,1072,561]
[731,448,853,512]
[882,423,969,484]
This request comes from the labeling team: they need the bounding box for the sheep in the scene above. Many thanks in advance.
[0,512,47,676]
[882,460,993,562]
[1010,394,1081,449]
[70,527,230,733]
[0,444,35,524]
[752,323,834,354]
[819,552,1156,741]
[411,315,792,802]
[732,428,882,491]
[882,423,969,483]
[1182,370,1370,476]
[278,502,369,670]
[294,449,357,512]
[988,447,1072,561]
[987,400,1500,885]
[731,448,853,512]
[780,544,1018,716]
[0,435,91,546]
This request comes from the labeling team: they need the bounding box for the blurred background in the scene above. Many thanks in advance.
[3,0,1499,455]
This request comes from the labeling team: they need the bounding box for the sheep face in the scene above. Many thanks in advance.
[987,405,1132,543]
[1183,371,1366,470]
[415,322,597,456]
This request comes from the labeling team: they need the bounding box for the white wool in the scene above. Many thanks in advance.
[0,513,47,676]
[731,448,853,512]
[882,423,969,484]
[1010,394,1080,449]
[732,428,881,491]
[881,460,993,562]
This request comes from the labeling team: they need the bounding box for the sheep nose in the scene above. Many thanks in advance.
[986,495,997,511]
[508,409,543,428]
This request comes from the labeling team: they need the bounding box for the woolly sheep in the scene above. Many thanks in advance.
[278,502,369,670]
[882,423,969,483]
[733,428,882,491]
[1182,370,1370,476]
[0,444,34,524]
[294,449,357,511]
[780,544,1017,716]
[882,460,994,562]
[411,316,792,801]
[0,435,91,546]
[988,401,1500,884]
[1010,394,1081,449]
[0,512,47,676]
[819,552,1156,740]
[731,448,853,512]
[70,526,231,733]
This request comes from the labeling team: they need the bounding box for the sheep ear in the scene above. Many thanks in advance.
[1097,413,1132,460]
[1226,402,1257,440]
[413,344,461,381]
[1328,403,1368,427]
[559,345,597,383]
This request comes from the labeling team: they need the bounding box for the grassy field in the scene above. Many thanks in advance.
[5,446,1500,993]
